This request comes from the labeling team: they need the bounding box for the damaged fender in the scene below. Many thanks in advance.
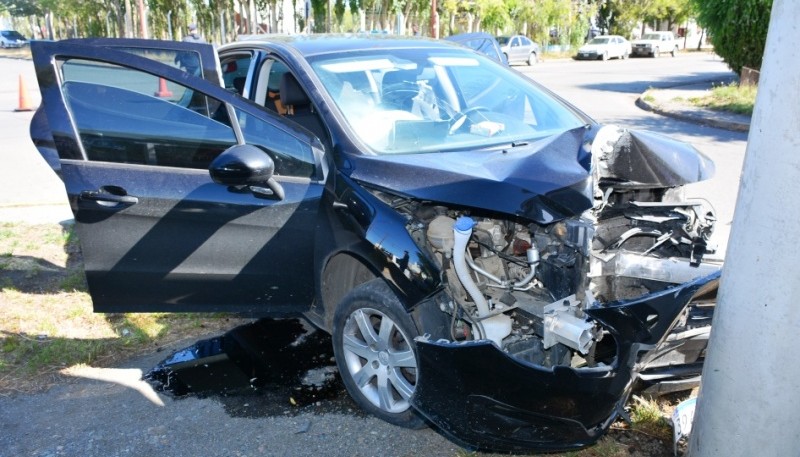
[410,270,720,453]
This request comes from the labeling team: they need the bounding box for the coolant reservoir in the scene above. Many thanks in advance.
[482,313,513,347]
[427,215,456,253]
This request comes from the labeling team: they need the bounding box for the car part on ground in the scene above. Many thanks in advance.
[29,36,721,453]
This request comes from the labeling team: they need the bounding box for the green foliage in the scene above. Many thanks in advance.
[688,82,757,115]
[310,0,328,32]
[692,0,772,74]
[630,395,673,440]
[0,0,45,16]
[334,0,346,26]
[601,0,692,38]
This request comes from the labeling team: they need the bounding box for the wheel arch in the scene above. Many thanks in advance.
[319,251,380,331]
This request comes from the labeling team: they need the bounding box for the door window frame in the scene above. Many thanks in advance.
[31,39,327,182]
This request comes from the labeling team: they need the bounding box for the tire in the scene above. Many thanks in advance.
[503,53,509,65]
[527,52,537,66]
[623,50,629,60]
[332,279,425,429]
[601,51,608,61]
[653,47,660,58]
[671,46,678,57]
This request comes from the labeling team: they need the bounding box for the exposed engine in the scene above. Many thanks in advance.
[378,127,721,372]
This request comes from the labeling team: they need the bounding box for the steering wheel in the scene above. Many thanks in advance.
[448,106,492,134]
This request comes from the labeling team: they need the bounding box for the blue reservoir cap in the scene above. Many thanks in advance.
[454,216,476,233]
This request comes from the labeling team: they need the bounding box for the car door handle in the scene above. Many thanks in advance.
[79,190,139,205]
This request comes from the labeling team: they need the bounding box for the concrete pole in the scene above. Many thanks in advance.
[688,0,800,455]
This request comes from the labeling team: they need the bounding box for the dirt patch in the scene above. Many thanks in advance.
[0,221,250,395]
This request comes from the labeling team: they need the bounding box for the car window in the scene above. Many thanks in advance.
[2,31,24,40]
[59,59,236,168]
[236,108,316,178]
[58,58,316,177]
[62,55,209,111]
[521,37,532,46]
[263,59,290,114]
[311,49,584,154]
[221,53,255,96]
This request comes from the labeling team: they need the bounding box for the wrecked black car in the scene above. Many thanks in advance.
[29,36,721,452]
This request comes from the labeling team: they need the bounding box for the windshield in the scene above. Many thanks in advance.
[589,37,609,44]
[496,36,510,45]
[309,48,585,154]
[642,34,662,40]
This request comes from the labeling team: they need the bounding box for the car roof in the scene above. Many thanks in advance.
[229,33,464,57]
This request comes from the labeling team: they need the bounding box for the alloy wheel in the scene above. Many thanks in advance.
[340,307,417,414]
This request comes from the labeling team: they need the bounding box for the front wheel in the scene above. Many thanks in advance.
[332,279,425,429]
[653,46,660,58]
[601,51,608,61]
[671,46,678,57]
[527,52,537,66]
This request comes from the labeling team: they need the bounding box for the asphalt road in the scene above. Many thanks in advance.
[0,51,747,457]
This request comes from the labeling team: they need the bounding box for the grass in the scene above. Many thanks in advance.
[688,82,757,115]
[0,222,248,395]
[628,395,674,440]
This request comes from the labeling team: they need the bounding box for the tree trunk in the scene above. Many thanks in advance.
[124,0,134,37]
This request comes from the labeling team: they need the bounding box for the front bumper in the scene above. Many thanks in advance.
[411,271,720,452]
[576,52,599,60]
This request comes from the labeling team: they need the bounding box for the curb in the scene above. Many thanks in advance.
[636,95,750,133]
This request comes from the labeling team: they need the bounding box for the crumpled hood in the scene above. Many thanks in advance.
[346,125,714,224]
[591,126,715,186]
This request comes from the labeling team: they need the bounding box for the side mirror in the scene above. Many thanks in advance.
[209,144,285,200]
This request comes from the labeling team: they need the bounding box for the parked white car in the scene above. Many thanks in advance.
[632,31,679,57]
[575,35,630,61]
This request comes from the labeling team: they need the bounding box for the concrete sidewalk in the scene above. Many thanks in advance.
[0,57,72,225]
[636,82,751,132]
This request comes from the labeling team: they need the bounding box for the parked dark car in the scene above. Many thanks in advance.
[0,30,27,48]
[445,32,508,65]
[29,36,721,453]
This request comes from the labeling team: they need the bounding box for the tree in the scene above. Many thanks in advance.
[692,0,772,74]
[600,0,691,38]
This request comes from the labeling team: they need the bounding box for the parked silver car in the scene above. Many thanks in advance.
[496,34,539,65]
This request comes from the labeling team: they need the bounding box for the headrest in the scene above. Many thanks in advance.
[279,73,310,106]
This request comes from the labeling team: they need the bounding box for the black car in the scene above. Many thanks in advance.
[29,36,721,453]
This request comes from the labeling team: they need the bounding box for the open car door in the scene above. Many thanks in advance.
[30,39,326,314]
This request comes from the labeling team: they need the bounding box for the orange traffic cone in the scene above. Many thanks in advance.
[154,77,173,98]
[14,74,33,112]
